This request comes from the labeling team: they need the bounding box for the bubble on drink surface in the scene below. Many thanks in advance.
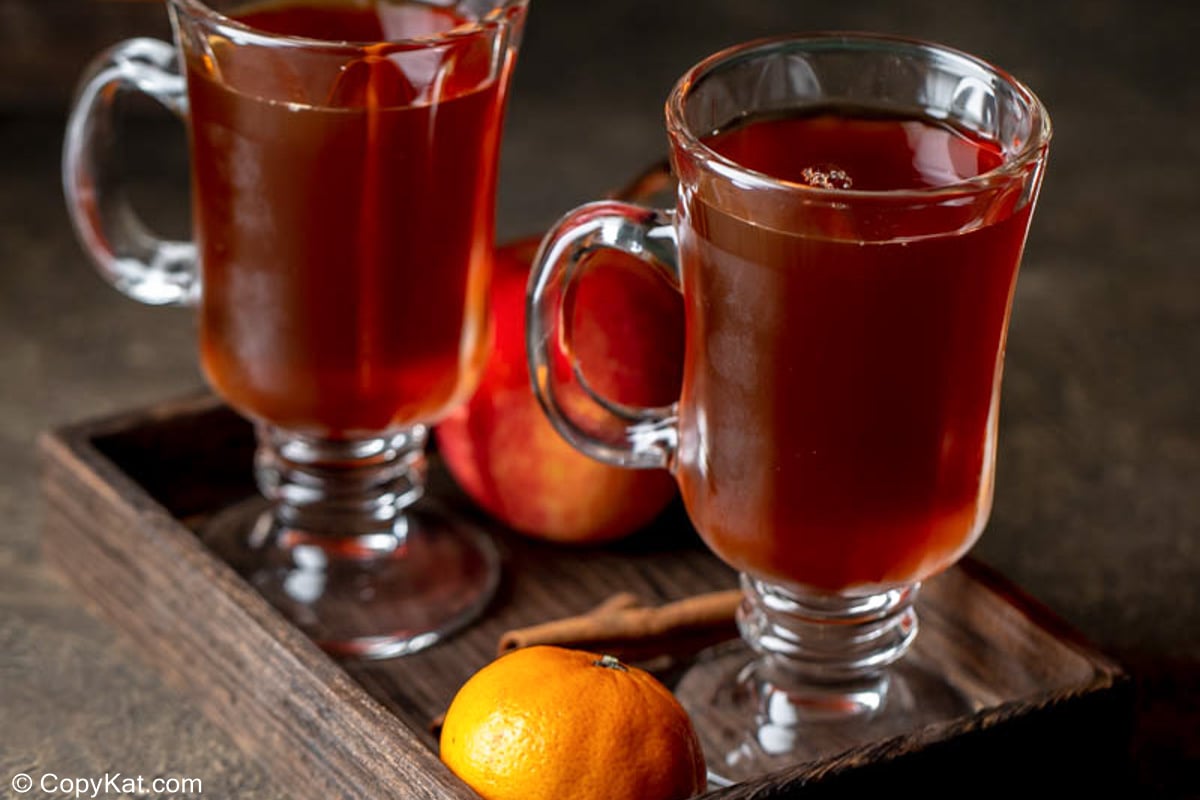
[799,164,853,190]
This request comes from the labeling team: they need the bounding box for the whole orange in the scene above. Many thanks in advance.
[439,645,707,800]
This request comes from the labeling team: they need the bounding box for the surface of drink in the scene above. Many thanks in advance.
[675,108,1032,592]
[185,0,506,437]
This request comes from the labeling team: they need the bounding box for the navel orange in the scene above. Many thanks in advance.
[439,645,707,800]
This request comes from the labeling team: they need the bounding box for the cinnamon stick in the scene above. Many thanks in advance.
[497,589,742,662]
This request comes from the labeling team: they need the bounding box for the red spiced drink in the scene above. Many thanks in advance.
[528,34,1049,779]
[678,108,1030,592]
[189,1,506,437]
[64,0,528,659]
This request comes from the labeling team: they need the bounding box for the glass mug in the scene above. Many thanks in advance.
[63,0,528,659]
[528,33,1049,780]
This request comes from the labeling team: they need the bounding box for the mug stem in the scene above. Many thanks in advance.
[204,424,499,660]
[737,575,919,717]
[676,577,926,785]
[254,425,427,548]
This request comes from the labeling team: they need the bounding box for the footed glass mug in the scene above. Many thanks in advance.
[63,0,528,659]
[528,33,1049,780]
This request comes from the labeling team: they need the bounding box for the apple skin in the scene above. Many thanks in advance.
[435,237,685,544]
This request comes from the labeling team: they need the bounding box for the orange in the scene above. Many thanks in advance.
[439,645,707,800]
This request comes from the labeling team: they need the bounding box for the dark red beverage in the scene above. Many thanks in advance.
[184,0,512,437]
[675,109,1031,592]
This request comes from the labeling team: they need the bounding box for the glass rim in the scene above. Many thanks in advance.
[665,31,1053,201]
[169,0,528,51]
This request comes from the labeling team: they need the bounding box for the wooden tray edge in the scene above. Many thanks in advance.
[39,395,1136,798]
[38,420,475,800]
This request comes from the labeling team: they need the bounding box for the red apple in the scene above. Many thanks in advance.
[435,236,685,544]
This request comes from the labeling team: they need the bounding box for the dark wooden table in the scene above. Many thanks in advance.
[2,1,1197,796]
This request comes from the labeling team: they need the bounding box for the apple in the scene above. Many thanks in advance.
[435,236,685,544]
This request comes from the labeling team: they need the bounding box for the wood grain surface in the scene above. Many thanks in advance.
[41,395,1131,797]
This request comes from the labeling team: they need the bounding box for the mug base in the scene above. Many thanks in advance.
[203,496,500,660]
[677,640,977,786]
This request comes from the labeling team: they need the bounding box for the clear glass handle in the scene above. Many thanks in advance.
[62,38,198,307]
[526,201,681,470]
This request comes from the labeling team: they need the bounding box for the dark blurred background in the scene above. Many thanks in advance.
[2,0,1197,796]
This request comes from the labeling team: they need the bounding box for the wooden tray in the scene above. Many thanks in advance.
[39,394,1132,797]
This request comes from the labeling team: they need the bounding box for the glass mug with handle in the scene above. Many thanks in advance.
[528,33,1049,780]
[63,0,528,659]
